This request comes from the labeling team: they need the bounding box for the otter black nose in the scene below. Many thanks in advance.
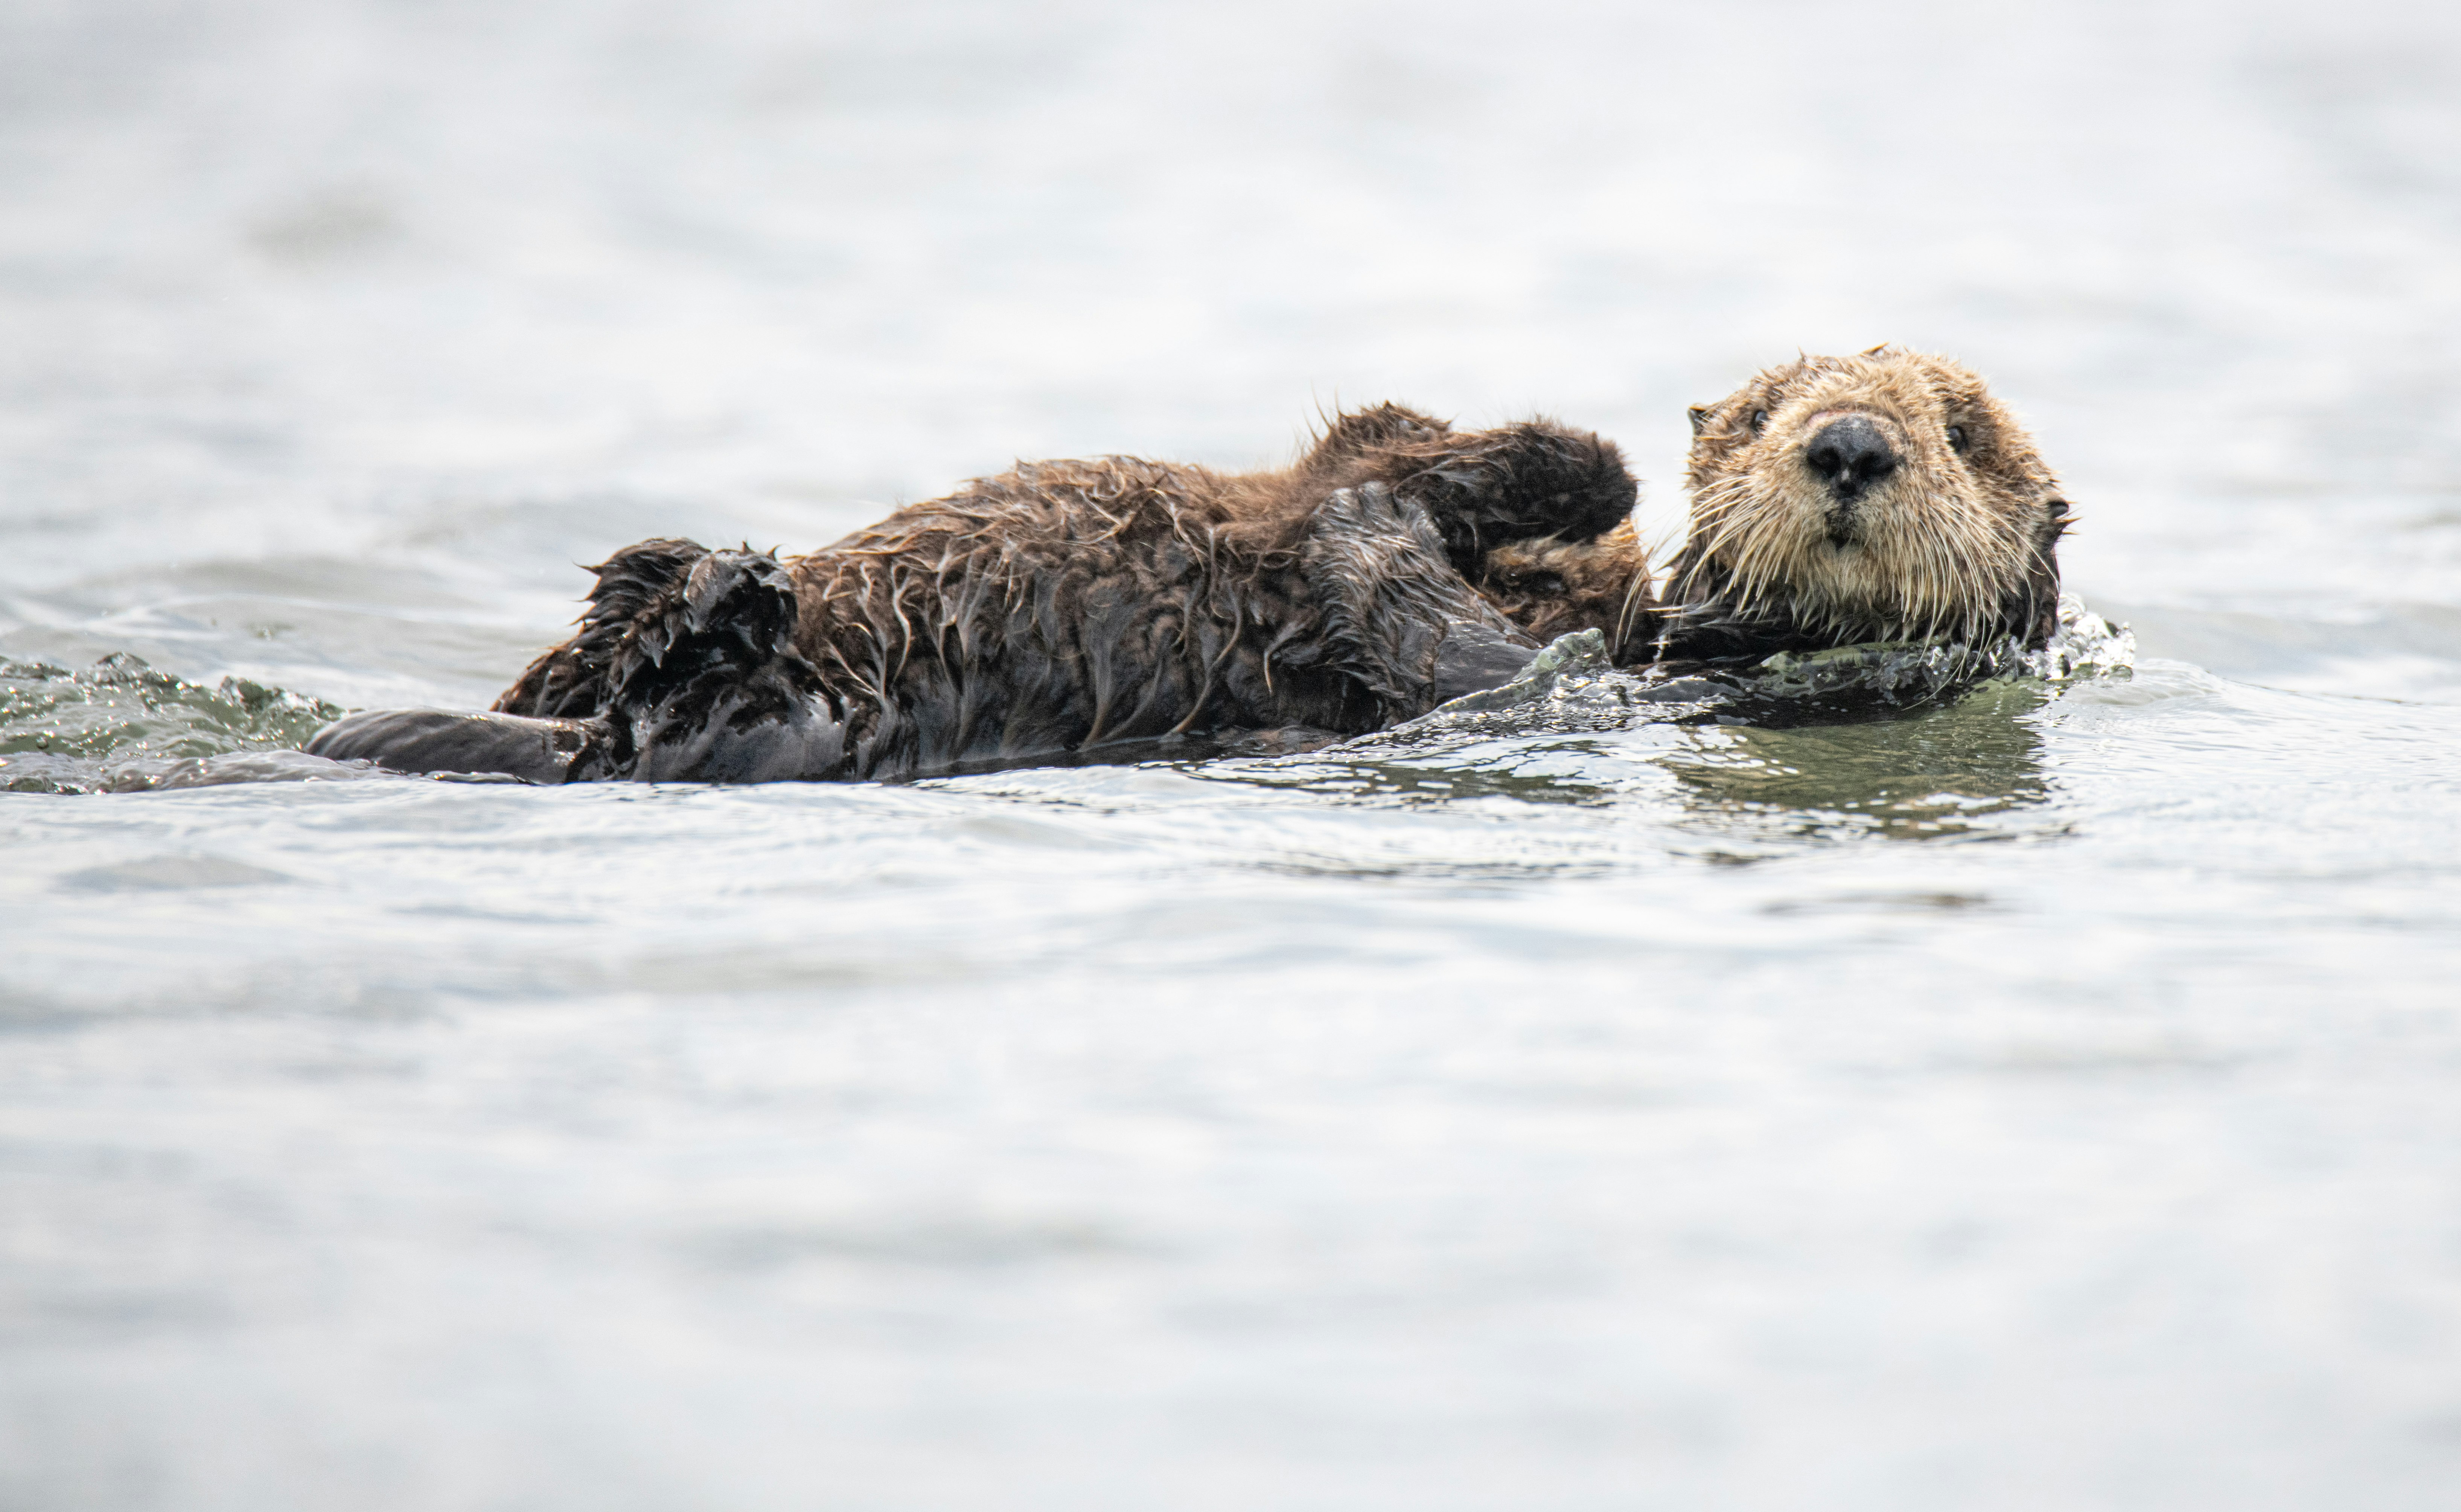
[1803,416,1899,503]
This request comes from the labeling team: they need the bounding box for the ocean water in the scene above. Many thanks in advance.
[5,1,2461,1507]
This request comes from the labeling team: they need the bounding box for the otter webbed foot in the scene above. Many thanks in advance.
[312,540,857,784]
[492,539,854,783]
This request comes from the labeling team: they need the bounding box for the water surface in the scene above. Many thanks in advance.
[5,2,2461,1508]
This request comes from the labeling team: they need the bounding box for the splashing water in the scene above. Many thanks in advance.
[1401,594,2135,741]
[0,654,358,793]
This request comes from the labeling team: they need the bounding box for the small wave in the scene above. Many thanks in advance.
[0,654,371,794]
[1737,594,2137,708]
[1382,594,2136,745]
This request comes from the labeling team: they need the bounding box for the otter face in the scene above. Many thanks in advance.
[1665,346,2071,655]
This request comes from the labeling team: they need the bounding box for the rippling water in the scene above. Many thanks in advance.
[6,1,2461,1507]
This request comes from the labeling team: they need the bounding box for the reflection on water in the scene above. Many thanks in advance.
[1205,744,1629,808]
[1663,679,2057,842]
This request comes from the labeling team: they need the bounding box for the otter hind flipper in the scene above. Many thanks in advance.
[368,539,851,784]
[303,708,612,783]
[531,541,848,782]
[601,545,850,783]
[495,537,712,719]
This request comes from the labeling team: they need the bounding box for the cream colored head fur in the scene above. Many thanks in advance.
[1664,346,2071,653]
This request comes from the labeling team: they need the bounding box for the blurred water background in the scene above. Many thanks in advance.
[5,0,2461,1507]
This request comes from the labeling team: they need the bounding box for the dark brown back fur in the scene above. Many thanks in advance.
[486,408,1636,781]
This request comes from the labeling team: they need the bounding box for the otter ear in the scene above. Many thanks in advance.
[1686,405,1710,437]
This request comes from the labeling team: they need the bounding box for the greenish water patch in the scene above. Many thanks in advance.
[1661,679,2059,843]
[0,655,346,793]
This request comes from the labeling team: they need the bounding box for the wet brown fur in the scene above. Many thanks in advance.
[478,404,1637,781]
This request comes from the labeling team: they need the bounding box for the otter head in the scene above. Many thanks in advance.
[1660,346,2071,659]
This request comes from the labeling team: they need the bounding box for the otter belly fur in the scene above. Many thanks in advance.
[305,405,1638,783]
[1477,346,2073,667]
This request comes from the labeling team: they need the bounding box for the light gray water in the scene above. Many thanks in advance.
[5,1,2461,1507]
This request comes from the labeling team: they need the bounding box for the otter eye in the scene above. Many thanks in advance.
[1749,409,1770,434]
[1946,425,1968,452]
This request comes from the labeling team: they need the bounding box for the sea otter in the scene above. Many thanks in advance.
[305,406,1637,783]
[1478,346,2071,665]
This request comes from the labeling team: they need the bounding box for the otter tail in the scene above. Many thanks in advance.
[308,540,854,783]
[304,708,614,783]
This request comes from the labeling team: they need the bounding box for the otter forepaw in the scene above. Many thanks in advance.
[1399,421,1637,571]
